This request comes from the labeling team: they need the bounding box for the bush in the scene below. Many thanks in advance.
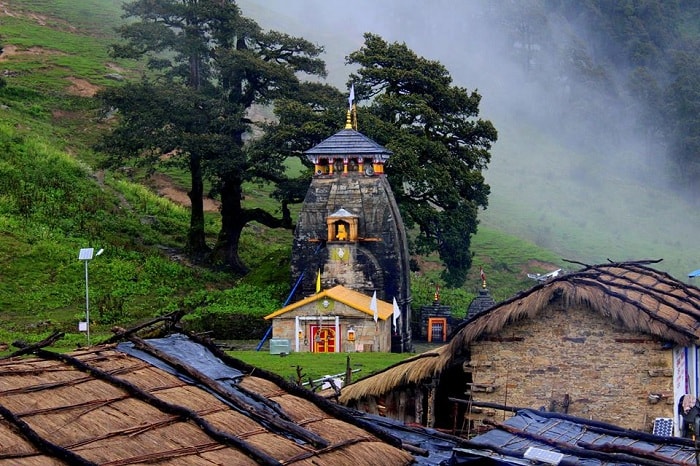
[181,284,285,339]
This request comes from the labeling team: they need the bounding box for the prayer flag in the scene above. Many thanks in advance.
[370,290,378,322]
[392,297,401,330]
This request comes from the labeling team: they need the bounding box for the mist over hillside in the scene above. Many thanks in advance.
[239,0,700,280]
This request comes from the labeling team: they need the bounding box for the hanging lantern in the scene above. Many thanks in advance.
[347,326,356,342]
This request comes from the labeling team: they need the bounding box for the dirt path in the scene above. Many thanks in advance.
[149,173,221,213]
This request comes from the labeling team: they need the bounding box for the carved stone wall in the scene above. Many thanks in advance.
[291,172,412,349]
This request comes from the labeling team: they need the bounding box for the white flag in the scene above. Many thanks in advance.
[348,83,355,110]
[392,297,401,330]
[370,290,378,323]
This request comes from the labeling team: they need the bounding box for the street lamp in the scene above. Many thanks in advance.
[78,247,103,346]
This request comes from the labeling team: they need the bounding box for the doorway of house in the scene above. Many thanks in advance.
[311,325,336,353]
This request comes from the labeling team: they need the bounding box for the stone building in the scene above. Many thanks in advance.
[264,285,396,353]
[339,260,700,436]
[289,113,412,352]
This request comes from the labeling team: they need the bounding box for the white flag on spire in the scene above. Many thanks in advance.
[370,290,378,322]
[348,83,355,110]
[392,297,401,330]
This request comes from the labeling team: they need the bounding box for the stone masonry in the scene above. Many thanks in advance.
[467,304,673,431]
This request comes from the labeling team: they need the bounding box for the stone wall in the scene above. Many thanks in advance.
[467,305,674,431]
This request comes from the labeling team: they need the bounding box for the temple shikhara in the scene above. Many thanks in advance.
[267,102,413,353]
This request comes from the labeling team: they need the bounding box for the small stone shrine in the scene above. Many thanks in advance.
[418,285,456,343]
[466,267,496,320]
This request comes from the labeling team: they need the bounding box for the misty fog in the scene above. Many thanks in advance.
[239,0,699,280]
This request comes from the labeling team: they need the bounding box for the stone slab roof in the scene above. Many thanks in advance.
[455,408,697,464]
[304,128,392,158]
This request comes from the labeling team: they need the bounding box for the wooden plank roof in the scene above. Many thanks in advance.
[0,333,413,465]
[265,285,394,321]
[340,260,700,404]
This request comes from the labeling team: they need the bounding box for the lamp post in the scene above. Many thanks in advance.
[78,247,103,346]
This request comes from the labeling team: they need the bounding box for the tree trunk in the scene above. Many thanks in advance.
[214,172,295,275]
[186,153,209,257]
[215,174,249,275]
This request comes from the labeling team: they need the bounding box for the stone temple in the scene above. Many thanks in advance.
[290,113,413,352]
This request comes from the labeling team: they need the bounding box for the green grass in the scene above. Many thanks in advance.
[5,0,125,36]
[481,119,700,281]
[230,349,411,386]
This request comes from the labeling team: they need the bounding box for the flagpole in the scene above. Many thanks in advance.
[349,84,357,131]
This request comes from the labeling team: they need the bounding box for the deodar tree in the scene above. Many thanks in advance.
[348,33,498,286]
[97,0,326,274]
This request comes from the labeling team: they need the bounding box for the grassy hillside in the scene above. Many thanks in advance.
[480,118,700,281]
[0,0,585,359]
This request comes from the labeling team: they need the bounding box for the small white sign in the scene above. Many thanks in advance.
[78,321,88,332]
[524,447,563,465]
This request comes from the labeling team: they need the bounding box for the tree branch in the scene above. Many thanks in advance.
[244,207,293,229]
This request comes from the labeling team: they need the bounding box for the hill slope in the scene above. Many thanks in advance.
[1,0,689,352]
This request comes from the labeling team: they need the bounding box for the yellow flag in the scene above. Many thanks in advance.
[316,269,321,293]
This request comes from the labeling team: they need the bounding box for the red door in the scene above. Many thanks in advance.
[428,317,447,342]
[311,325,336,353]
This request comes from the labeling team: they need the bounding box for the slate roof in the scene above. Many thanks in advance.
[0,333,414,465]
[265,285,394,321]
[452,409,698,465]
[304,128,392,159]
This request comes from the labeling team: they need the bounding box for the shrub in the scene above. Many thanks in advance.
[181,284,285,339]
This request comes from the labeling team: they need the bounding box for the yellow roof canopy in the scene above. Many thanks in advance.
[265,285,393,321]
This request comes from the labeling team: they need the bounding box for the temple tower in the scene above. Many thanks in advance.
[290,113,413,352]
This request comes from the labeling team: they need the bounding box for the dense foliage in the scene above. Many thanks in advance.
[181,284,286,339]
[98,0,327,273]
[348,34,497,286]
[98,3,498,286]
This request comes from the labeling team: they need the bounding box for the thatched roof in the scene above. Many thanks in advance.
[0,333,413,465]
[340,260,700,403]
